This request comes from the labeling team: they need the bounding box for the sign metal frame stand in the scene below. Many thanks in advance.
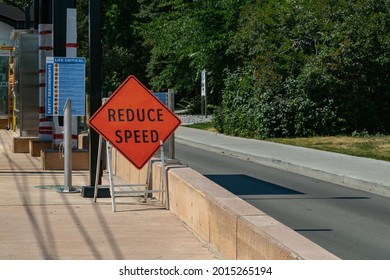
[93,136,169,212]
[88,77,181,211]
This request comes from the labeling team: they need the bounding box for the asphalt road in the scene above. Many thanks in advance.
[176,142,390,260]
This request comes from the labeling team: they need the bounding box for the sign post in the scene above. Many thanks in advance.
[167,89,175,159]
[201,69,207,117]
[63,99,72,192]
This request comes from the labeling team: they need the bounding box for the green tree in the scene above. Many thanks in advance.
[216,0,390,137]
[76,0,148,93]
[1,0,31,7]
[102,0,148,90]
[136,0,253,104]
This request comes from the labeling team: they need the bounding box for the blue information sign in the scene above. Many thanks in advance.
[153,92,168,106]
[45,57,86,116]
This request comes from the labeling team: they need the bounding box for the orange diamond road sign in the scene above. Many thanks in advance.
[88,75,181,169]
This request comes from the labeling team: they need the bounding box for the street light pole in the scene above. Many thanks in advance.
[88,0,102,186]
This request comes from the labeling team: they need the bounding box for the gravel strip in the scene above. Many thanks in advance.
[177,114,213,125]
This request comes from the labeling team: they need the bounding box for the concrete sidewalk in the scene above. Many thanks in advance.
[0,130,218,260]
[175,126,390,198]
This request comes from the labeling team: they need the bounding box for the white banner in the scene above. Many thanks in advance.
[0,260,388,280]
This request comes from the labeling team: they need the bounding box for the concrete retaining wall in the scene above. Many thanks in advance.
[112,150,339,260]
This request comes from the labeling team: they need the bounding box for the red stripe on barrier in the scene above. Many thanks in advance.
[38,131,52,135]
[65,43,77,48]
[53,134,78,140]
[39,30,52,35]
[39,46,53,51]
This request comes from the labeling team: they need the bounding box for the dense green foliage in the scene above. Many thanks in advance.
[76,0,149,91]
[215,0,390,137]
[6,0,387,138]
[1,0,30,7]
[135,0,252,104]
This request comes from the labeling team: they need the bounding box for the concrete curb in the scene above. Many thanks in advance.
[176,136,390,198]
[151,162,340,260]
